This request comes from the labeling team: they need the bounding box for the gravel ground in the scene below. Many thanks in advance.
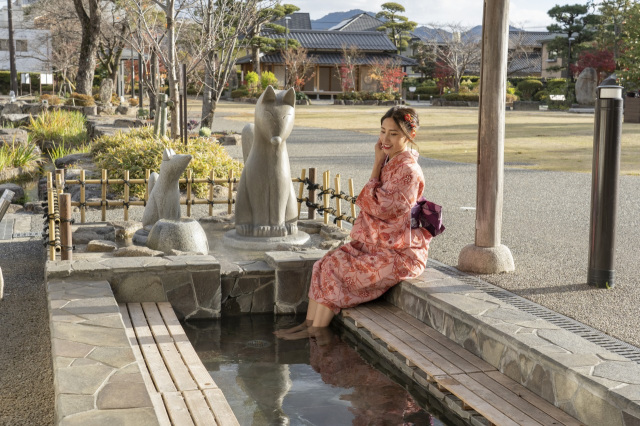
[0,104,638,423]
[0,218,54,426]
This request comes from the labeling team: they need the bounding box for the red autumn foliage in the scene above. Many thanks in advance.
[570,49,616,83]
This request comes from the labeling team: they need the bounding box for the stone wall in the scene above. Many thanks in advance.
[46,255,221,320]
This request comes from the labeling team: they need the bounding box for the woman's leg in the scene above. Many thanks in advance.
[273,299,317,336]
[280,300,336,340]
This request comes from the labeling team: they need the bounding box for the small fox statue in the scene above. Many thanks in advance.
[141,148,192,230]
[236,86,298,237]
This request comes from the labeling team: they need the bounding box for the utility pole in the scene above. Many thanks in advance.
[7,0,18,95]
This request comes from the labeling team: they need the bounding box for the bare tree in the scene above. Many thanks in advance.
[422,23,481,92]
[72,0,102,94]
[507,27,536,77]
[335,44,361,93]
[282,45,315,90]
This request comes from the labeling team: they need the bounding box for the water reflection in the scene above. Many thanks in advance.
[184,315,446,426]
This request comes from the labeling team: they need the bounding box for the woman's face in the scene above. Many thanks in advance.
[379,117,409,159]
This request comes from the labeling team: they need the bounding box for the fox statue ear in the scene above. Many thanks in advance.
[163,148,173,161]
[262,86,276,103]
[284,87,296,107]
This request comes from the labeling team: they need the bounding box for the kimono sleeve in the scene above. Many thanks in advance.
[356,164,422,220]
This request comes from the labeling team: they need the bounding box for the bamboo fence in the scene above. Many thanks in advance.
[44,166,359,261]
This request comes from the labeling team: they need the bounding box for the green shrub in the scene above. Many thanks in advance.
[533,90,549,102]
[245,71,259,92]
[65,92,96,107]
[231,88,249,99]
[516,79,544,101]
[28,109,88,149]
[441,93,479,102]
[546,78,567,94]
[415,86,441,96]
[199,127,212,137]
[295,91,309,101]
[91,127,243,198]
[260,71,278,89]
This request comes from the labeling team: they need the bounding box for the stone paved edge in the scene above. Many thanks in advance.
[45,255,222,320]
[385,267,640,426]
[47,279,160,426]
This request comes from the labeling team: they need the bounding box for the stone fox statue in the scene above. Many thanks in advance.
[141,148,192,230]
[236,86,298,237]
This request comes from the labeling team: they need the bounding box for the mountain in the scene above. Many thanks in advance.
[311,10,377,30]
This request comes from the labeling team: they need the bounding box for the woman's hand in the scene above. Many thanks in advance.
[374,138,386,165]
[370,139,386,180]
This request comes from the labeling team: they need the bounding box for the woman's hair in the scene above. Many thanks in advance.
[380,106,420,143]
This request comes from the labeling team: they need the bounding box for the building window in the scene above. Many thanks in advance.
[0,40,8,51]
[547,49,558,62]
[16,40,27,52]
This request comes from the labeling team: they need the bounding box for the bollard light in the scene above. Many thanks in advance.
[587,85,623,289]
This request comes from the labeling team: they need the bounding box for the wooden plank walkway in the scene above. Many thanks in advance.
[120,302,239,426]
[343,301,583,426]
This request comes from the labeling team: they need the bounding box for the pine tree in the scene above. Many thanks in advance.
[375,2,417,54]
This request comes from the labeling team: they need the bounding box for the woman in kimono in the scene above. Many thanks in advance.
[276,106,432,340]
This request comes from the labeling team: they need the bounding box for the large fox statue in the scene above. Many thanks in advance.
[141,148,192,230]
[235,86,298,237]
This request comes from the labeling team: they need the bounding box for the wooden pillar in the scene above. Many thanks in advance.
[458,0,514,274]
[59,194,72,261]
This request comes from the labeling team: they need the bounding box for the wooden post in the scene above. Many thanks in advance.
[458,0,514,274]
[55,170,63,197]
[123,169,129,221]
[208,170,214,216]
[101,169,107,222]
[297,169,306,219]
[349,178,356,220]
[308,168,316,220]
[227,170,234,215]
[47,173,55,261]
[80,169,86,224]
[323,171,329,225]
[334,174,342,229]
[186,169,192,217]
[59,194,72,261]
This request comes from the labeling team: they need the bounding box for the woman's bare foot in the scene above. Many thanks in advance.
[279,328,312,340]
[273,320,312,337]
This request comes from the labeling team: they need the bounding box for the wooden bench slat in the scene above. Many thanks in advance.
[157,302,219,390]
[127,303,177,393]
[141,302,198,392]
[484,371,583,426]
[119,304,173,426]
[184,390,218,426]
[203,388,240,426]
[451,373,543,426]
[437,376,521,426]
[364,304,482,374]
[343,308,449,377]
[468,372,567,425]
[379,302,496,372]
[163,391,196,426]
[352,305,466,375]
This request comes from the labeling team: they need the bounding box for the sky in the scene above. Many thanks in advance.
[290,0,594,31]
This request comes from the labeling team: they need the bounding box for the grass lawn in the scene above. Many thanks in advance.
[203,101,640,176]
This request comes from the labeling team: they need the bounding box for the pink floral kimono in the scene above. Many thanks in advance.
[309,150,432,313]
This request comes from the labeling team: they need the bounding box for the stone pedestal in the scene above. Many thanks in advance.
[458,244,515,274]
[223,229,309,251]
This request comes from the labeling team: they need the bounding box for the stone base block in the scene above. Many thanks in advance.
[458,243,515,274]
[223,229,309,251]
[147,218,209,255]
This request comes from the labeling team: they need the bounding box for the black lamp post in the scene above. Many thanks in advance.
[567,36,575,82]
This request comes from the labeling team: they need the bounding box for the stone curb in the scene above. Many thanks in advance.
[46,255,221,320]
[47,279,159,425]
[384,262,640,426]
